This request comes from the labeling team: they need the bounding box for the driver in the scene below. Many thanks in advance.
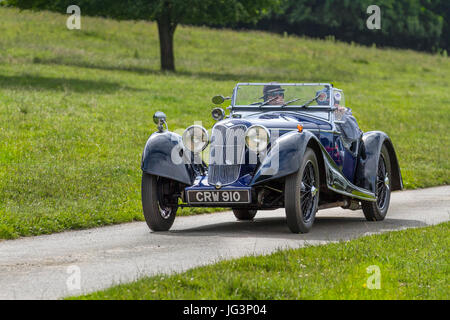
[261,83,285,105]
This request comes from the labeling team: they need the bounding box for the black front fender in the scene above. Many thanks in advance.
[355,131,403,193]
[141,131,195,185]
[250,130,317,185]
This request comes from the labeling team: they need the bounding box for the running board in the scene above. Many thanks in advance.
[318,143,376,202]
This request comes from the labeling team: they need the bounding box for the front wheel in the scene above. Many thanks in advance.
[361,144,391,221]
[284,148,320,233]
[141,173,178,231]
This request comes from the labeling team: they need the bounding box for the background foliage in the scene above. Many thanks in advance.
[5,0,278,24]
[216,0,449,53]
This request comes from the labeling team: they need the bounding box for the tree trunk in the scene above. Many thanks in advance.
[157,15,177,72]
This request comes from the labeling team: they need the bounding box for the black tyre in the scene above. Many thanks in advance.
[233,209,257,220]
[141,173,178,231]
[284,148,320,233]
[362,144,391,221]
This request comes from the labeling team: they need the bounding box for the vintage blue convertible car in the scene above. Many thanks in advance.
[141,83,403,233]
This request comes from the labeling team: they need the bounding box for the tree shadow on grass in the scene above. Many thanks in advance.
[36,57,158,76]
[0,74,144,93]
[34,57,330,83]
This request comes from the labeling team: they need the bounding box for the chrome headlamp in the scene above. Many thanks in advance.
[245,125,270,152]
[182,125,209,153]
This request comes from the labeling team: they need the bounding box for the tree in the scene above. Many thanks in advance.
[6,0,279,71]
[203,0,447,53]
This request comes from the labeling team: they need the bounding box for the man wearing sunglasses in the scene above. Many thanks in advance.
[261,83,285,105]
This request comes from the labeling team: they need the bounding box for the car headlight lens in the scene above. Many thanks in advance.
[245,125,270,152]
[182,125,209,153]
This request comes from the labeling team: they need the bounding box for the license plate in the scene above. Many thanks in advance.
[187,190,250,204]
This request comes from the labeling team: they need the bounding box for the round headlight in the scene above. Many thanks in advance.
[182,125,209,153]
[245,125,270,152]
[211,107,225,121]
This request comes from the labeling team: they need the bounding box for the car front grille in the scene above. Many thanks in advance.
[208,124,246,185]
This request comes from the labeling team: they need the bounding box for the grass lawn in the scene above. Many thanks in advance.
[0,8,449,239]
[75,222,449,300]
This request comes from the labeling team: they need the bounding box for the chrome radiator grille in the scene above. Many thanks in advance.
[208,124,246,185]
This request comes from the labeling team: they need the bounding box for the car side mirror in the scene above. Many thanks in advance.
[153,111,167,132]
[212,95,230,105]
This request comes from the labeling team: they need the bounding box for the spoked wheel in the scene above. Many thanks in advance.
[285,148,320,233]
[300,162,318,222]
[141,173,179,231]
[362,144,391,221]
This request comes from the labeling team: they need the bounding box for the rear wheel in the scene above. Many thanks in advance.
[362,144,391,221]
[141,173,178,231]
[284,148,320,233]
[233,209,257,220]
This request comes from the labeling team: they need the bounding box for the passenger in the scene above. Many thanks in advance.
[316,87,362,150]
[333,91,362,149]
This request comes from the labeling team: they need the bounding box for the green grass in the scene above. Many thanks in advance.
[0,8,449,239]
[75,222,450,300]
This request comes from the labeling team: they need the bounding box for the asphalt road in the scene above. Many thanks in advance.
[0,186,448,299]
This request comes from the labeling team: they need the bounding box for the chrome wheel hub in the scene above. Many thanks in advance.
[159,205,172,219]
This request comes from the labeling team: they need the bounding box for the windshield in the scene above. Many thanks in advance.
[234,83,332,108]
[232,83,333,120]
